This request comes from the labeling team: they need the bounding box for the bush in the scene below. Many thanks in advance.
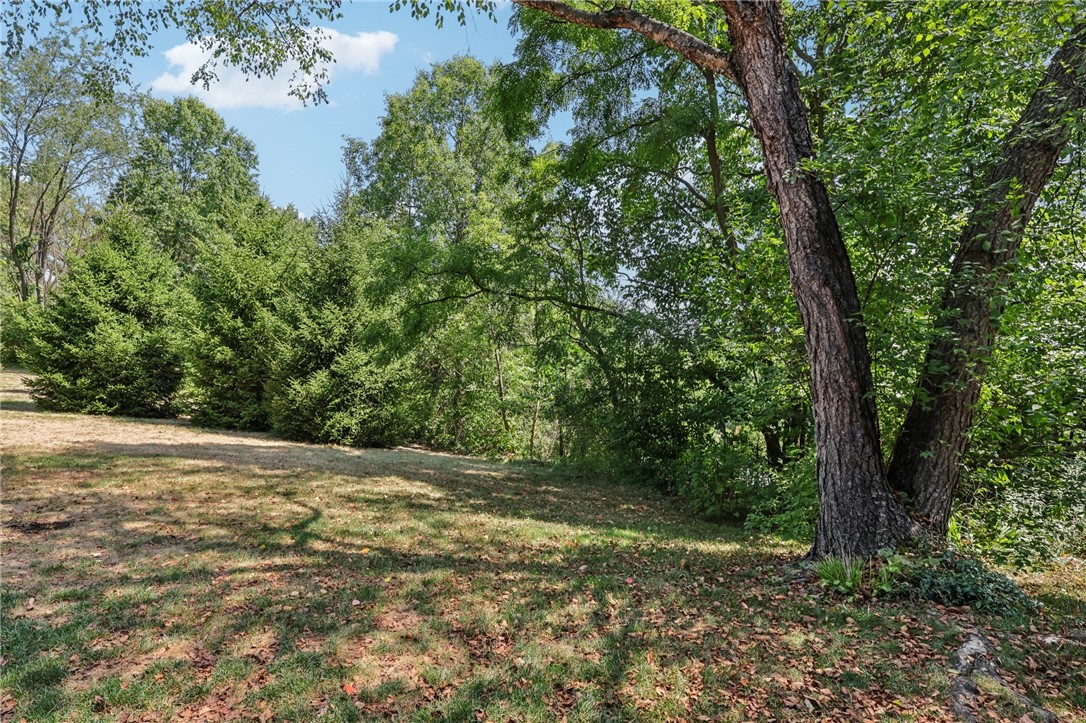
[186,203,310,429]
[1,295,39,366]
[953,459,1086,568]
[907,550,1038,613]
[270,349,408,447]
[24,212,188,416]
[677,432,771,521]
[268,222,411,447]
[744,455,818,540]
[814,547,1037,614]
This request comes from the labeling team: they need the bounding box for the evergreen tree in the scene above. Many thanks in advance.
[25,211,188,416]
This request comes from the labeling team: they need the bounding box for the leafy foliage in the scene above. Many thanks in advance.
[1,28,133,306]
[1,294,39,365]
[268,221,410,447]
[2,1,346,104]
[744,456,819,541]
[185,201,308,429]
[110,96,260,266]
[907,551,1038,614]
[24,211,188,416]
[816,547,1038,615]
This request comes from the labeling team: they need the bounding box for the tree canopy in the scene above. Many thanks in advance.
[5,1,1085,566]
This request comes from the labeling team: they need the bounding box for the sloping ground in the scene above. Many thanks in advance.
[1,372,1084,722]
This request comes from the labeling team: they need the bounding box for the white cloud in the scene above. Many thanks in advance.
[151,29,398,111]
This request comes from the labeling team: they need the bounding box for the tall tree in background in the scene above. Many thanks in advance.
[24,210,188,416]
[417,0,1086,556]
[109,96,260,265]
[342,57,547,455]
[1,30,132,306]
[186,200,311,429]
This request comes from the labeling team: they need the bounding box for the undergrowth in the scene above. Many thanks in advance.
[814,547,1038,614]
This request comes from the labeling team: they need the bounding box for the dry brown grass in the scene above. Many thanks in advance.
[1,396,1083,722]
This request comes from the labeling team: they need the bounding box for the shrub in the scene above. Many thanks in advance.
[814,547,1037,615]
[744,455,818,540]
[953,459,1086,569]
[1,295,39,366]
[24,212,188,416]
[907,550,1037,613]
[268,221,411,447]
[186,203,310,429]
[677,432,771,521]
[270,349,408,447]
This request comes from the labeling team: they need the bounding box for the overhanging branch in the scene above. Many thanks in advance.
[514,1,738,83]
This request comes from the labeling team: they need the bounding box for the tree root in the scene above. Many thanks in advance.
[949,630,1057,722]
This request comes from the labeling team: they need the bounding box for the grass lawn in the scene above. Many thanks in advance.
[2,371,1084,721]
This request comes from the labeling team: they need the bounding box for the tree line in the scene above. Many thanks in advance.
[2,2,1084,565]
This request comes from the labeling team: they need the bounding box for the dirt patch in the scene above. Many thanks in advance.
[70,640,197,692]
[7,516,77,533]
[228,629,279,665]
[373,605,427,634]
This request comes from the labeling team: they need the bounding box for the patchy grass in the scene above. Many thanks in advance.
[1,405,1083,722]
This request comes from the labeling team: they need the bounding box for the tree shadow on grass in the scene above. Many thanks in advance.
[1,445,790,721]
[3,434,1084,721]
[59,438,743,545]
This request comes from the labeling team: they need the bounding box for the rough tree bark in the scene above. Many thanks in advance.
[509,0,1084,557]
[888,25,1086,533]
[720,2,915,557]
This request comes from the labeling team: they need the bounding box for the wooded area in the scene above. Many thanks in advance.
[3,0,1086,720]
[5,0,1083,565]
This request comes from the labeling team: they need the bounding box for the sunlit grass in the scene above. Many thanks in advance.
[1,408,1083,721]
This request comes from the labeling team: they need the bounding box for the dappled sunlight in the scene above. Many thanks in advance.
[3,410,1083,721]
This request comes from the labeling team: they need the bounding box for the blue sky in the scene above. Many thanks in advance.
[129,2,522,216]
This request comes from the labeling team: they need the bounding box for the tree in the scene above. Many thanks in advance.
[24,210,188,416]
[887,25,1086,532]
[341,57,550,455]
[408,0,1086,557]
[268,219,411,447]
[109,96,260,265]
[499,17,811,476]
[186,200,309,429]
[1,29,132,306]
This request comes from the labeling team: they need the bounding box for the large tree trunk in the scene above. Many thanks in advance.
[888,25,1086,533]
[722,2,915,558]
[513,0,917,556]
[510,1,1085,557]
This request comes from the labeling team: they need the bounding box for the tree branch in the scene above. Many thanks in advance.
[514,1,738,83]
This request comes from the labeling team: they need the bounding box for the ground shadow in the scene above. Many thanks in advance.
[3,418,1084,722]
[60,438,732,544]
